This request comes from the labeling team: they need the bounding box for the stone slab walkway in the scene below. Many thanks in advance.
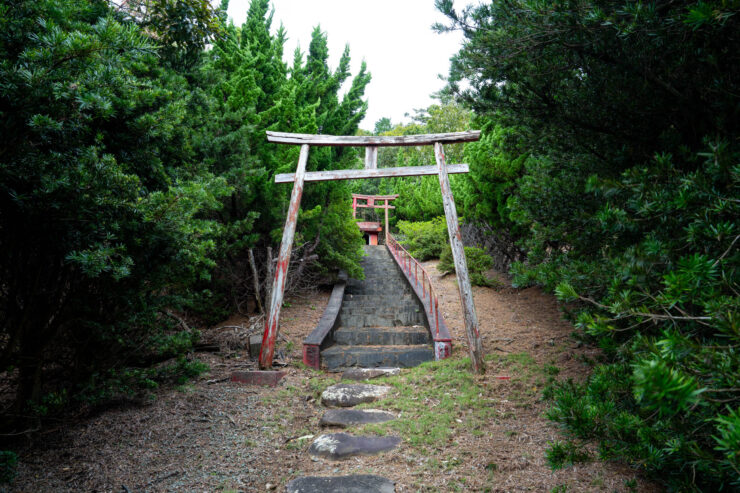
[293,379,401,490]
[286,474,395,493]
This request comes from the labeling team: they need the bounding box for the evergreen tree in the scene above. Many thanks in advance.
[0,0,228,417]
[437,0,740,487]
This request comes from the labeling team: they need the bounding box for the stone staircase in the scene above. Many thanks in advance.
[321,245,435,370]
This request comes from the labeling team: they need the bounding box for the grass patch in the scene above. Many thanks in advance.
[353,357,492,447]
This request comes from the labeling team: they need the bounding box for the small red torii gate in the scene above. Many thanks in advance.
[259,131,486,374]
[352,193,398,244]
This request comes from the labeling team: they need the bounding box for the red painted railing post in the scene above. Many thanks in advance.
[435,297,440,337]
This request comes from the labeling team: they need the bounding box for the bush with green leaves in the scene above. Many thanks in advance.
[396,217,448,260]
[0,451,17,485]
[438,245,496,287]
[438,0,740,488]
[0,0,372,430]
[0,0,227,421]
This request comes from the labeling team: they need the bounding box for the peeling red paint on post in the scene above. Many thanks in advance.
[435,142,485,374]
[434,340,452,360]
[259,144,310,369]
[303,344,320,369]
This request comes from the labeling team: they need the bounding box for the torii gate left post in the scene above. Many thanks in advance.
[258,144,309,367]
[258,130,486,374]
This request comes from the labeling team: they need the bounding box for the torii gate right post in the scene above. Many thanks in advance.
[259,131,486,374]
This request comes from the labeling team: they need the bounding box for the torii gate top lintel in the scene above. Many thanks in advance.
[266,130,480,147]
[259,130,485,374]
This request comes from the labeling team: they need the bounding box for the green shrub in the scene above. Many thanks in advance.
[438,245,497,287]
[396,217,449,260]
[439,0,740,487]
[0,451,18,485]
[545,440,591,470]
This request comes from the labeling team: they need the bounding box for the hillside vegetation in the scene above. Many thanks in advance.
[1,0,738,490]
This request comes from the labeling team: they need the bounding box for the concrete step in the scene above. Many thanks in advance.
[346,280,407,289]
[339,312,425,328]
[322,344,434,370]
[340,303,418,313]
[342,294,414,303]
[340,303,421,313]
[340,308,423,322]
[333,326,431,346]
[345,284,411,293]
[344,291,413,298]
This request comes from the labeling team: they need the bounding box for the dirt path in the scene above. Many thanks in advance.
[11,265,659,492]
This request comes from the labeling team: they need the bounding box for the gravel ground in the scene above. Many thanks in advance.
[9,266,661,492]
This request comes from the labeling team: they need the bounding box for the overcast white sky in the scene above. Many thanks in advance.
[225,0,464,131]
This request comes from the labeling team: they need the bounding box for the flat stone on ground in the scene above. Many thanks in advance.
[308,433,401,460]
[341,367,400,381]
[286,474,395,493]
[319,409,396,427]
[230,370,285,386]
[321,383,391,407]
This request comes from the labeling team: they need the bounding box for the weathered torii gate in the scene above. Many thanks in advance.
[259,131,486,373]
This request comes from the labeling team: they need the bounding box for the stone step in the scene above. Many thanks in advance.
[319,408,396,427]
[345,284,412,292]
[322,344,434,370]
[341,367,400,381]
[345,285,410,293]
[344,288,412,297]
[340,303,414,311]
[286,475,395,493]
[347,277,406,285]
[308,433,401,460]
[342,294,414,304]
[321,383,391,407]
[353,275,403,283]
[339,313,425,328]
[353,266,398,271]
[333,326,431,346]
[339,307,418,318]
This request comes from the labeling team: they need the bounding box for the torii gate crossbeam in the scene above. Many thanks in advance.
[259,130,485,374]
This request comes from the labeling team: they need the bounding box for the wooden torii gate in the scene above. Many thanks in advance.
[352,193,398,244]
[259,131,486,373]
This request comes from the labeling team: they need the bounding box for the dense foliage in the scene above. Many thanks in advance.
[438,245,495,287]
[0,0,366,431]
[395,217,448,260]
[437,0,739,488]
[0,0,229,419]
[3,0,738,489]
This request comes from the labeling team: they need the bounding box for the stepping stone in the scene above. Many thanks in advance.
[341,367,400,381]
[319,409,396,428]
[286,474,394,493]
[321,383,390,407]
[230,370,285,386]
[308,433,401,460]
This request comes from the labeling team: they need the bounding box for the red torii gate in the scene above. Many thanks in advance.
[352,193,398,244]
[259,131,486,373]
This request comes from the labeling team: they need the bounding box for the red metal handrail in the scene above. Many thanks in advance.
[386,233,442,339]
